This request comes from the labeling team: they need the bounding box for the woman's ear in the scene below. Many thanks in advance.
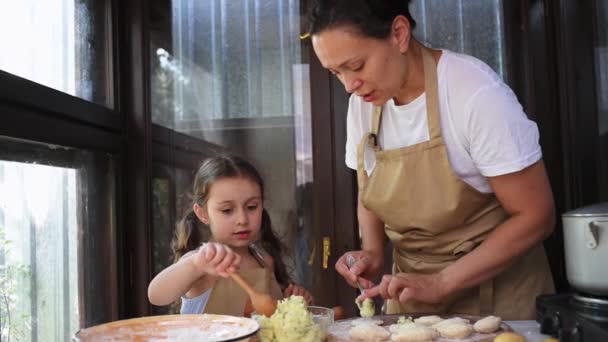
[391,15,412,54]
[193,203,210,225]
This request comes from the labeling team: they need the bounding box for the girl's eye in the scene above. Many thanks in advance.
[247,204,258,211]
[221,208,233,214]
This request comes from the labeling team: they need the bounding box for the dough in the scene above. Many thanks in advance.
[349,323,390,341]
[413,315,443,326]
[473,315,502,333]
[388,322,422,333]
[431,317,470,328]
[351,318,384,326]
[390,326,440,342]
[435,323,474,339]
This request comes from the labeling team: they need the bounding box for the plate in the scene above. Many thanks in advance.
[73,314,260,342]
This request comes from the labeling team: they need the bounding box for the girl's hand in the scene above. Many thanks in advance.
[335,250,381,290]
[284,284,314,305]
[357,272,449,306]
[190,242,241,278]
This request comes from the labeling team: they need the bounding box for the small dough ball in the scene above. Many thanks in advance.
[436,323,474,339]
[474,315,502,333]
[351,318,384,326]
[349,323,390,341]
[391,326,440,342]
[432,317,470,328]
[413,315,443,326]
[388,322,422,333]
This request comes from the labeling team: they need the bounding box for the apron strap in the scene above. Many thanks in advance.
[371,105,382,137]
[356,106,383,189]
[421,47,441,140]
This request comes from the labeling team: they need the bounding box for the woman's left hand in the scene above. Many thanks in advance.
[358,272,449,305]
[284,284,314,305]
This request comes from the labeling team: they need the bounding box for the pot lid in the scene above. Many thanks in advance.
[562,202,608,217]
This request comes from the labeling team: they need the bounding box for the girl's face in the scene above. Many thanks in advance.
[312,21,411,106]
[194,176,263,249]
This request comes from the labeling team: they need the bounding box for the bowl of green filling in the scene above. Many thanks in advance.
[255,297,334,342]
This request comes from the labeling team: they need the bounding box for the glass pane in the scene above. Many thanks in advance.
[0,0,112,108]
[595,0,608,135]
[411,0,506,79]
[151,165,193,315]
[149,0,316,304]
[0,136,116,341]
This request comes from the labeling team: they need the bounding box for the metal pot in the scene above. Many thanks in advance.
[562,202,608,296]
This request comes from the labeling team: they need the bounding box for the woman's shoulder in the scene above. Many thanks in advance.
[439,50,503,89]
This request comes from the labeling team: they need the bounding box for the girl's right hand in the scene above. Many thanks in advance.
[190,242,241,278]
[335,250,381,289]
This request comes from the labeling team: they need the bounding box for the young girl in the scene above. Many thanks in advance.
[148,155,313,316]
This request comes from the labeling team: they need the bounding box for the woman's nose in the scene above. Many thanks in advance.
[344,78,362,93]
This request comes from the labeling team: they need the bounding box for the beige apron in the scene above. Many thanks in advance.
[356,47,554,320]
[204,267,283,316]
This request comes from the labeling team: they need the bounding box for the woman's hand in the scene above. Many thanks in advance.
[190,242,241,278]
[284,284,314,305]
[357,272,449,306]
[335,250,382,290]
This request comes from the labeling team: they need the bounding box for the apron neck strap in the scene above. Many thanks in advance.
[421,47,441,140]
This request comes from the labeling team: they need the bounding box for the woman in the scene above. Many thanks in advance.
[308,0,555,319]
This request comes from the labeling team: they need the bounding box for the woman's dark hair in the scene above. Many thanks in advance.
[308,0,416,39]
[171,155,292,289]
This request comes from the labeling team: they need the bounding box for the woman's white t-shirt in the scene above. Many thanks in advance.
[345,50,542,194]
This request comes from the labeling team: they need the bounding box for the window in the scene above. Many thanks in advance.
[0,0,112,107]
[148,0,316,309]
[0,136,117,341]
[0,160,79,341]
[411,0,506,79]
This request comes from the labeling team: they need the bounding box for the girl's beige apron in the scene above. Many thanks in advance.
[356,47,554,320]
[204,267,283,316]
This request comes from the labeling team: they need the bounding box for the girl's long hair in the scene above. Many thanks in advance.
[171,155,292,288]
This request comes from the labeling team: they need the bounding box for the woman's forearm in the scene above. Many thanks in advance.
[358,194,387,275]
[440,211,553,295]
[440,161,555,295]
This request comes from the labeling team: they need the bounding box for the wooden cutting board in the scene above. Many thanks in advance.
[327,314,512,342]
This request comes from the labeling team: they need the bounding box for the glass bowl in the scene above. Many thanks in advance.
[257,306,334,342]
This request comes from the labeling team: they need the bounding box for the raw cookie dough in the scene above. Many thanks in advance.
[388,322,422,333]
[473,315,502,333]
[413,315,443,326]
[435,323,474,339]
[349,323,390,341]
[390,326,440,342]
[432,317,470,328]
[351,318,384,326]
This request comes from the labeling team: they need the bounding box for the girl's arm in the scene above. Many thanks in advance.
[148,243,241,306]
